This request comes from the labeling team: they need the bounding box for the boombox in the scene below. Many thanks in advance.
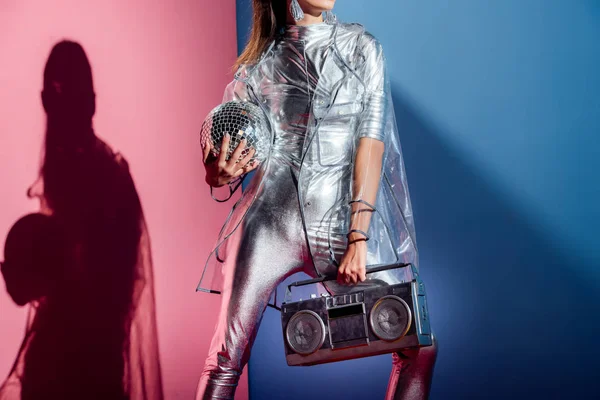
[281,263,433,366]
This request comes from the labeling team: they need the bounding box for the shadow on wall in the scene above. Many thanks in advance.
[0,41,163,400]
[248,83,600,400]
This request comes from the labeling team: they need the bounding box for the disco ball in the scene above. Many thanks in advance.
[200,101,270,164]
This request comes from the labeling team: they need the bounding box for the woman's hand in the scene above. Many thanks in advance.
[337,240,368,285]
[202,133,259,187]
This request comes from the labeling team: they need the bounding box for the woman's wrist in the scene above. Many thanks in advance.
[347,234,368,246]
[348,240,367,248]
[347,229,369,243]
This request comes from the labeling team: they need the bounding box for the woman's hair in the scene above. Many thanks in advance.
[234,0,287,71]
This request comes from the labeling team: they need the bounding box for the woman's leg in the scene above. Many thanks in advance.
[329,266,437,400]
[196,221,306,399]
[385,334,438,400]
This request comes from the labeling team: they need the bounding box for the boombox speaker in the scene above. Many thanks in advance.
[281,263,433,366]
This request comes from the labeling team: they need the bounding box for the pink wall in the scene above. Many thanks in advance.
[0,1,245,399]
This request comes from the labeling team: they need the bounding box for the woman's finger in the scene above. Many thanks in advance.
[359,268,367,282]
[231,160,259,179]
[218,134,231,165]
[343,268,352,285]
[246,160,260,173]
[348,270,357,285]
[236,147,256,170]
[202,140,212,163]
[228,134,247,166]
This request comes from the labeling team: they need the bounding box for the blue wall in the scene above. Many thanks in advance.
[237,1,600,398]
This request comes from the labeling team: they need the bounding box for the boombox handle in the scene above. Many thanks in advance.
[283,263,416,304]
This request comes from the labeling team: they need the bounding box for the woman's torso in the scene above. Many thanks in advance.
[245,23,337,227]
[265,23,335,171]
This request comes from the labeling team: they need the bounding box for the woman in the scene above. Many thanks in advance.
[197,1,437,399]
[0,41,163,400]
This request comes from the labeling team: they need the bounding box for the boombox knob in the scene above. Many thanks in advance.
[285,310,326,355]
[369,295,412,342]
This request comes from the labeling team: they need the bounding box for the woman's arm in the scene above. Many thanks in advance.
[349,137,384,241]
[337,138,384,285]
[337,32,388,285]
[203,70,259,201]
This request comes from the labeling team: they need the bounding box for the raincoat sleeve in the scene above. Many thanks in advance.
[222,67,251,103]
[348,35,388,241]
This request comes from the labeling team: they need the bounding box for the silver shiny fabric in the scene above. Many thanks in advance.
[197,23,333,400]
[197,21,416,301]
[197,18,426,399]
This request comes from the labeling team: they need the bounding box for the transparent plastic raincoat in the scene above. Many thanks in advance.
[197,21,418,308]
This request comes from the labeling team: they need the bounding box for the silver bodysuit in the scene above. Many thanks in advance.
[196,23,433,400]
[197,24,329,400]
